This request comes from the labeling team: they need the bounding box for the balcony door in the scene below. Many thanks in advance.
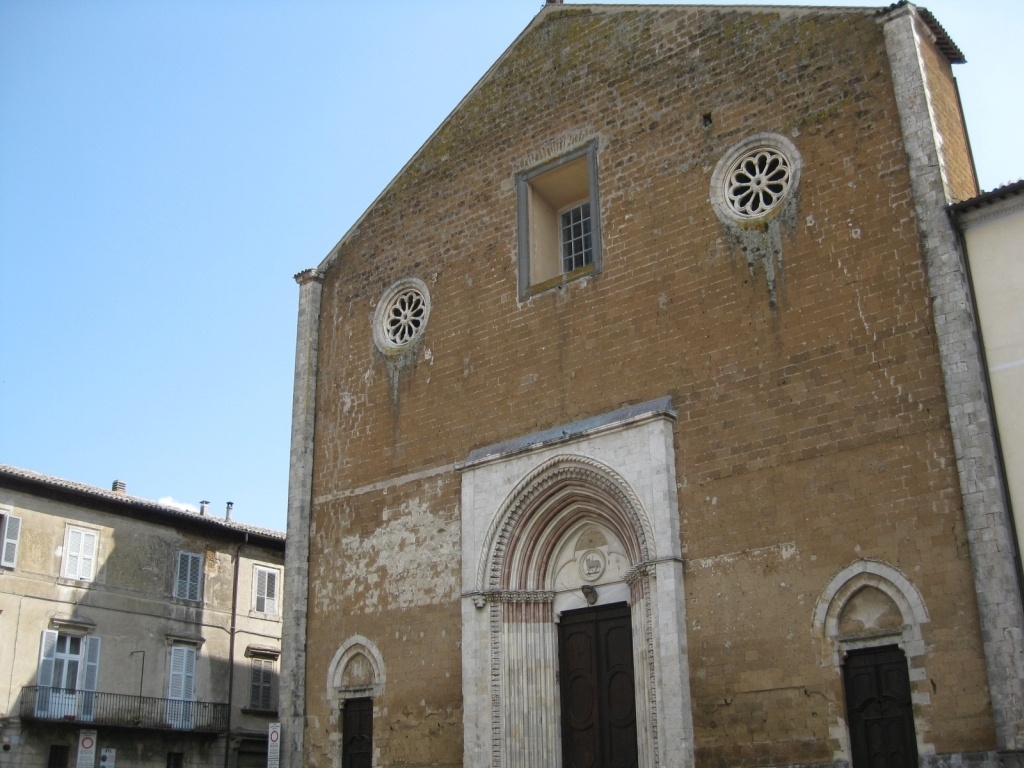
[167,645,196,729]
[36,630,100,720]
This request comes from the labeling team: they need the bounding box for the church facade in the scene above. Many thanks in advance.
[280,4,1024,767]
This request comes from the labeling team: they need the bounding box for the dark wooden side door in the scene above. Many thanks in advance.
[558,602,638,768]
[341,697,373,768]
[843,646,919,768]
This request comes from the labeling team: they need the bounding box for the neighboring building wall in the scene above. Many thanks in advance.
[0,467,285,768]
[954,184,1024,588]
[284,4,1019,768]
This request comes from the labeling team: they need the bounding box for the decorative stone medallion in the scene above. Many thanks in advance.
[578,548,607,581]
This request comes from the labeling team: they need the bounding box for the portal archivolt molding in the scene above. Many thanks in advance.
[326,634,386,708]
[476,454,654,595]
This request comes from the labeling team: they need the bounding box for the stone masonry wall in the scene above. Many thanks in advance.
[301,6,995,766]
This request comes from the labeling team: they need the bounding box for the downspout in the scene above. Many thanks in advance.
[224,534,245,768]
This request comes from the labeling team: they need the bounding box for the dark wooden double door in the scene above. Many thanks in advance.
[843,646,919,768]
[558,602,639,768]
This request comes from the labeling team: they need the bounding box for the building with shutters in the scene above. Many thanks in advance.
[0,464,285,768]
[278,3,1024,768]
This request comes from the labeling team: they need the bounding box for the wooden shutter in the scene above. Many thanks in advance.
[80,530,97,580]
[38,629,58,687]
[81,636,101,691]
[65,528,97,580]
[176,552,202,601]
[65,528,82,578]
[1,514,21,568]
[265,570,278,613]
[169,646,196,701]
[250,658,274,710]
[80,636,101,718]
[256,569,278,614]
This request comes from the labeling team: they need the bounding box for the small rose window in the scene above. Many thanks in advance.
[373,278,431,353]
[711,133,802,226]
[725,148,792,218]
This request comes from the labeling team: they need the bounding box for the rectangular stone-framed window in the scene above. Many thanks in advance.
[516,140,602,299]
[174,551,204,602]
[1,505,21,568]
[250,656,275,711]
[62,525,98,582]
[244,645,280,713]
[253,565,280,615]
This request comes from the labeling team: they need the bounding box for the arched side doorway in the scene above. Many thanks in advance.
[813,560,932,765]
[326,636,386,768]
[459,399,693,768]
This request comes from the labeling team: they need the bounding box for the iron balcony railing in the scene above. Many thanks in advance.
[20,686,229,733]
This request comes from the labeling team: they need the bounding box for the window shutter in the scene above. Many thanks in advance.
[80,530,97,580]
[175,553,187,597]
[183,647,195,701]
[168,647,185,699]
[176,553,202,601]
[255,568,279,614]
[256,568,268,612]
[1,514,21,568]
[38,629,58,687]
[188,554,201,600]
[65,528,82,578]
[64,528,98,580]
[80,636,101,719]
[250,658,274,710]
[169,646,196,701]
[265,571,278,615]
[176,553,192,598]
[81,636,101,691]
[250,662,260,708]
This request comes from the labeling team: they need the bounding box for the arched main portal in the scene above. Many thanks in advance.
[460,400,694,768]
[480,456,657,767]
[460,400,693,767]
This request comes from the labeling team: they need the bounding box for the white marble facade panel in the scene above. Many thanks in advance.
[459,398,694,768]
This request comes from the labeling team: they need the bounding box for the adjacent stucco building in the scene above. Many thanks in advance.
[0,465,285,768]
[281,3,1024,767]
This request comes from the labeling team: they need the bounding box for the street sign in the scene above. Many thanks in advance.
[76,730,97,768]
[268,723,281,768]
[100,748,116,766]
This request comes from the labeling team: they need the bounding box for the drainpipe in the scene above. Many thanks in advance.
[224,535,245,768]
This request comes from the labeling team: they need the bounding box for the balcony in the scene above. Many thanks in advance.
[20,686,229,734]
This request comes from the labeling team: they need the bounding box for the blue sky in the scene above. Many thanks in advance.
[2,1,1022,533]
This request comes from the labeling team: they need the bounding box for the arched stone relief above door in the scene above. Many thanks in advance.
[326,635,386,707]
